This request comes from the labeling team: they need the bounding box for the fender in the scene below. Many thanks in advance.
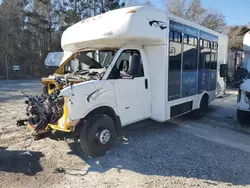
[75,105,122,137]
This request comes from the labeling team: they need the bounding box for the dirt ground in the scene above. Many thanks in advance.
[1,80,250,188]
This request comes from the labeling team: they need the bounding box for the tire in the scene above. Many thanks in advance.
[191,95,209,119]
[237,109,250,126]
[80,114,117,157]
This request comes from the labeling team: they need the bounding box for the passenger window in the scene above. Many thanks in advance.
[108,50,144,79]
[211,42,218,70]
[174,32,182,42]
[183,35,198,70]
[169,31,174,41]
[169,31,182,70]
[199,39,211,70]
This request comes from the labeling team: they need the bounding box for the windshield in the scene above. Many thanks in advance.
[64,50,117,73]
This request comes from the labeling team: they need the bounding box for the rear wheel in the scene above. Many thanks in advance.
[190,95,209,119]
[237,109,250,126]
[80,114,117,157]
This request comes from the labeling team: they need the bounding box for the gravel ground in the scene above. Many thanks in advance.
[0,80,250,188]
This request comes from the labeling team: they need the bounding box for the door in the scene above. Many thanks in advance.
[108,49,150,126]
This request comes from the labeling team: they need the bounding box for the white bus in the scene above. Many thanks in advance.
[25,6,229,157]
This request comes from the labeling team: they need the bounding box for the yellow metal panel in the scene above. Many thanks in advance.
[48,97,79,132]
[48,124,71,132]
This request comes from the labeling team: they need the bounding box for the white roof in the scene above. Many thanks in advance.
[61,6,167,52]
[61,6,228,52]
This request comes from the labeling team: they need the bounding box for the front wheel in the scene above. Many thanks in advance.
[237,109,250,126]
[80,114,117,157]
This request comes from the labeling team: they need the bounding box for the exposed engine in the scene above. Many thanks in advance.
[22,90,64,136]
[51,67,106,83]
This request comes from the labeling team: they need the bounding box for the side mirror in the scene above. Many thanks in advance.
[220,64,228,77]
[128,54,141,76]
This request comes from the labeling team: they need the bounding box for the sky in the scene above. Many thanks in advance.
[139,0,250,26]
[0,0,248,26]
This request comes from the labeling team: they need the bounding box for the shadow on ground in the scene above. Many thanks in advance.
[67,119,250,186]
[0,147,44,175]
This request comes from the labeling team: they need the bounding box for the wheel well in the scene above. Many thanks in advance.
[76,106,122,137]
[85,106,116,122]
[199,93,209,108]
[202,93,209,101]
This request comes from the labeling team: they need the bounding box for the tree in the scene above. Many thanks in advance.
[228,26,249,51]
[166,0,226,33]
[167,0,186,17]
[126,0,154,7]
[0,0,26,78]
[201,9,226,33]
[53,0,125,30]
[185,0,205,24]
[23,0,55,71]
[0,0,126,78]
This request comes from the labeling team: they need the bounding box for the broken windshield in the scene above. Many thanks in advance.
[64,50,117,73]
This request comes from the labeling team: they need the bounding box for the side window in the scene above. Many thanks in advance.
[199,39,211,70]
[108,50,144,79]
[116,51,131,70]
[174,32,182,42]
[211,42,218,70]
[183,35,198,70]
[169,31,174,41]
[169,31,182,70]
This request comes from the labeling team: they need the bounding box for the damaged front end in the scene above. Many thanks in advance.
[17,49,116,138]
[17,88,65,138]
[17,76,80,139]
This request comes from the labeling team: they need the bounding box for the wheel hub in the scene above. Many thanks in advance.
[99,129,111,144]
